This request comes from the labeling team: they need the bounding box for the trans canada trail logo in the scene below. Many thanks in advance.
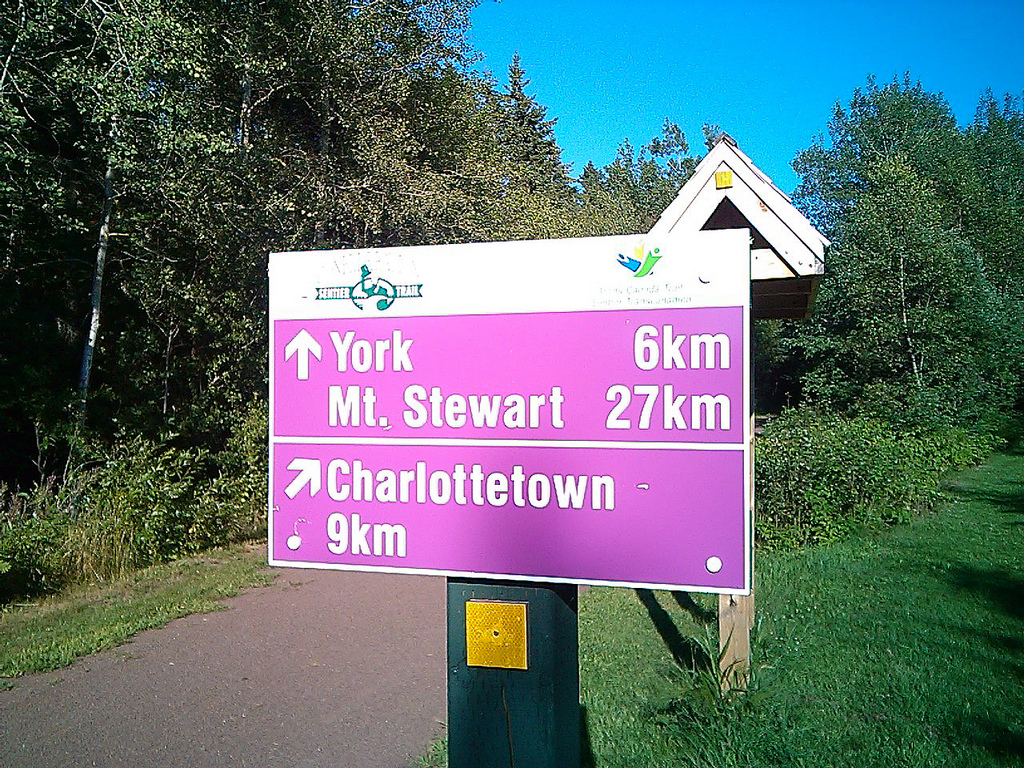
[316,264,423,311]
[617,242,661,277]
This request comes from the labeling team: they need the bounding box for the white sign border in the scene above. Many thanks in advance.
[268,230,752,594]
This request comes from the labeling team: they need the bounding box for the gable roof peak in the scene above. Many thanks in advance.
[649,134,830,318]
[711,131,738,148]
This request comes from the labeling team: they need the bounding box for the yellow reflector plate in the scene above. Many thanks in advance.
[715,169,733,189]
[465,600,528,670]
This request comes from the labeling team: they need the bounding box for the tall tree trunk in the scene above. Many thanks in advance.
[896,248,923,389]
[239,60,251,153]
[0,0,26,94]
[238,0,253,154]
[161,326,177,416]
[77,159,116,417]
[314,61,331,247]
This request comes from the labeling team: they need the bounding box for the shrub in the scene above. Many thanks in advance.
[1,436,213,601]
[195,400,268,549]
[81,436,211,567]
[0,479,67,601]
[0,404,272,604]
[755,409,997,550]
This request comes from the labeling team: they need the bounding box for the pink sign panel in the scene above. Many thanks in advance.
[271,442,745,590]
[274,307,743,443]
[270,303,750,592]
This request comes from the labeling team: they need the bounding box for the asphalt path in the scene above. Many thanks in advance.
[0,569,447,768]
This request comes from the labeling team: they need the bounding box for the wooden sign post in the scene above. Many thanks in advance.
[718,408,757,691]
[719,591,754,689]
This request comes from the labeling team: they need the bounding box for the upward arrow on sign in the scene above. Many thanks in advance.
[285,329,322,381]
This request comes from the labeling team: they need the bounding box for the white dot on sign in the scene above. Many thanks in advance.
[636,482,650,491]
[705,556,723,573]
[379,416,389,428]
[286,534,302,551]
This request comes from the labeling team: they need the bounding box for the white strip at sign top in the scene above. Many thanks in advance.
[269,230,751,319]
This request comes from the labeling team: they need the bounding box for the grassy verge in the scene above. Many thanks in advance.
[421,453,1023,766]
[580,452,1024,767]
[0,542,272,682]
[416,735,448,768]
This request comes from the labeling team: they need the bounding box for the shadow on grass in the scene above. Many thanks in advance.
[966,716,1024,764]
[974,627,1024,655]
[944,476,1024,523]
[671,591,717,625]
[635,589,714,673]
[579,705,596,768]
[932,562,1024,762]
[944,565,1024,622]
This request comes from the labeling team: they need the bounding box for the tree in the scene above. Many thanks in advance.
[787,76,1024,429]
[962,90,1024,295]
[495,52,570,194]
[793,74,962,236]
[0,0,87,478]
[0,0,219,468]
[574,119,697,236]
[0,0,506,481]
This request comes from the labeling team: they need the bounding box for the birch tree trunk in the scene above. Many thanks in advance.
[239,60,252,153]
[77,159,116,417]
[896,247,924,390]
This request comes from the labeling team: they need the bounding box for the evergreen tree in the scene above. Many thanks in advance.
[574,119,697,236]
[495,52,570,194]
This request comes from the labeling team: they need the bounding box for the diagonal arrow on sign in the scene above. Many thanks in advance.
[284,329,322,381]
[285,458,321,498]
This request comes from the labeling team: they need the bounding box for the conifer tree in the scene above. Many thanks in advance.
[496,52,570,194]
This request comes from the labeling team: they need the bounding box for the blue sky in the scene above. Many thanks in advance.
[467,0,1024,194]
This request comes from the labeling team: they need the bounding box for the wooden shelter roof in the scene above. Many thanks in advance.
[649,133,829,318]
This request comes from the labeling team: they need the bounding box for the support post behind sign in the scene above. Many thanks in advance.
[719,408,757,690]
[718,591,753,689]
[447,578,579,768]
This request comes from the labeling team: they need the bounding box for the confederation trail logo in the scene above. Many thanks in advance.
[316,264,423,311]
[617,242,661,277]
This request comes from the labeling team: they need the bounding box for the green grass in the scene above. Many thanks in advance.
[416,734,448,768]
[579,584,721,766]
[6,453,1022,766]
[0,542,272,680]
[579,452,1024,767]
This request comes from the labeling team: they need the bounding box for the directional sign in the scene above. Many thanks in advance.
[269,230,751,593]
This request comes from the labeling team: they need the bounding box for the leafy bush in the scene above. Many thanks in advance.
[0,404,270,603]
[755,409,997,550]
[81,436,211,566]
[195,400,269,549]
[0,479,67,602]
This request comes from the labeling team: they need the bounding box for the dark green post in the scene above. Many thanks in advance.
[446,578,579,768]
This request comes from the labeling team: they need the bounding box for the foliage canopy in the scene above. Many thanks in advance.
[1,3,1022,600]
[775,76,1024,431]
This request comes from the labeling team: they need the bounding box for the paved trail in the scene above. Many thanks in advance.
[0,569,447,768]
